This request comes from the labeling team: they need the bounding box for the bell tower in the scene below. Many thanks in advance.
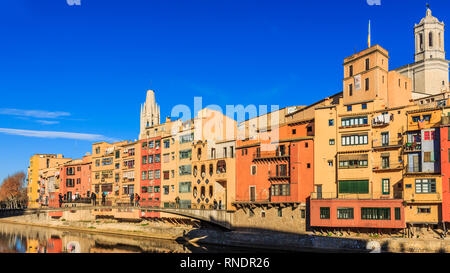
[414,6,445,62]
[139,89,160,139]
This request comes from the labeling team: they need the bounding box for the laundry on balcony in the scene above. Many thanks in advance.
[372,113,393,126]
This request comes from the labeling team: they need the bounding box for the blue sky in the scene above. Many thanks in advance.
[0,0,448,183]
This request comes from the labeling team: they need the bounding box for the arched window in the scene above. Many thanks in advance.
[201,165,206,178]
[429,31,433,47]
[193,166,198,177]
[200,186,205,200]
[193,186,197,198]
[209,185,213,198]
[209,164,213,176]
[419,33,424,50]
[217,160,226,174]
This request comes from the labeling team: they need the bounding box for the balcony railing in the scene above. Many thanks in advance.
[372,138,402,149]
[372,113,393,127]
[372,162,404,171]
[405,164,421,173]
[311,192,403,200]
[253,151,290,161]
[404,142,422,152]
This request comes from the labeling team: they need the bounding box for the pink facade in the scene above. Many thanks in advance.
[310,199,405,229]
[59,158,92,203]
[140,138,161,218]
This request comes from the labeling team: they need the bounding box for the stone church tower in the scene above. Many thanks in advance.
[139,89,160,140]
[395,6,449,98]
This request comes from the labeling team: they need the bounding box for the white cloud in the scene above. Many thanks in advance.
[35,120,60,125]
[0,128,119,142]
[0,108,71,119]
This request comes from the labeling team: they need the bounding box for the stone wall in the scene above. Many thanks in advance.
[232,205,307,233]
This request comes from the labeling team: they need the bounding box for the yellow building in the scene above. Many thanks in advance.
[310,45,413,230]
[27,154,71,208]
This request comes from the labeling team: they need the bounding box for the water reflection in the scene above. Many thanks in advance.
[0,222,277,253]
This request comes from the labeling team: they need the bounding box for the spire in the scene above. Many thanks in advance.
[426,3,432,17]
[368,20,371,48]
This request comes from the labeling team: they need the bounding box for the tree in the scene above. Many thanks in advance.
[0,172,28,209]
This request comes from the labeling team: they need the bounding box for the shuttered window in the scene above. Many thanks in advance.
[338,180,369,194]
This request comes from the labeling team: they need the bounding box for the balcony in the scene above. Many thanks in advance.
[253,151,290,162]
[372,138,402,150]
[404,142,422,152]
[372,113,393,127]
[442,116,450,126]
[372,162,404,172]
[268,170,289,181]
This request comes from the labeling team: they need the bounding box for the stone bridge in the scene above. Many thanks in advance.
[0,206,235,230]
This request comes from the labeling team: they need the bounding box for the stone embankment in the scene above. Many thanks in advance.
[1,212,449,253]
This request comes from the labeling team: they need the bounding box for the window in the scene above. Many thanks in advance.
[429,31,433,47]
[338,180,369,194]
[365,58,370,70]
[179,133,194,144]
[148,155,153,164]
[320,207,330,219]
[415,179,436,193]
[361,208,390,220]
[423,152,433,162]
[142,156,147,165]
[307,163,311,168]
[349,84,353,96]
[155,140,160,149]
[329,139,335,145]
[347,105,352,112]
[102,158,113,166]
[148,141,154,149]
[365,78,369,91]
[381,132,389,146]
[305,142,308,148]
[179,149,192,160]
[155,170,160,179]
[154,154,161,163]
[349,65,353,77]
[362,103,367,110]
[382,179,390,194]
[412,116,420,122]
[328,160,333,167]
[341,116,368,127]
[142,141,148,149]
[141,171,147,180]
[148,170,153,180]
[337,208,354,219]
[341,134,368,146]
[329,119,334,126]
[395,208,401,220]
[271,184,290,196]
[163,171,170,180]
[418,207,431,214]
[381,156,390,169]
[339,159,368,168]
[251,165,257,175]
[95,147,100,154]
[179,165,192,176]
[163,186,169,195]
[292,129,296,135]
[277,208,282,217]
[179,182,191,193]
[163,139,170,148]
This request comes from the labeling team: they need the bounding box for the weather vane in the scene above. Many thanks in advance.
[426,3,430,9]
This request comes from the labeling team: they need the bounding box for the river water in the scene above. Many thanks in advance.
[0,222,292,253]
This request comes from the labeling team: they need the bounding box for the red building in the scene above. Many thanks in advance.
[441,120,450,224]
[235,115,315,205]
[140,137,162,218]
[59,156,92,203]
